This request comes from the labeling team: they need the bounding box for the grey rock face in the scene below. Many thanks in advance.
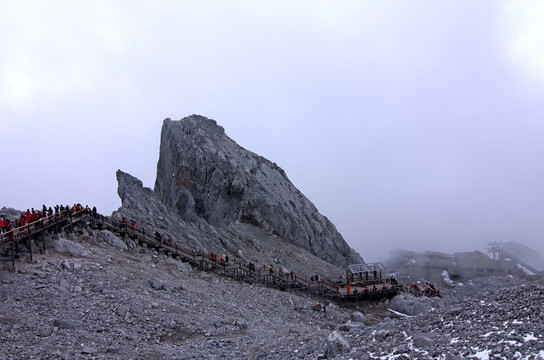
[46,238,91,257]
[96,230,127,250]
[53,319,76,330]
[325,330,351,358]
[388,293,437,316]
[338,321,365,332]
[351,311,365,323]
[115,170,348,280]
[413,335,434,348]
[153,115,362,266]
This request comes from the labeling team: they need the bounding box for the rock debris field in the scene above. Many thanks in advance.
[1,232,543,359]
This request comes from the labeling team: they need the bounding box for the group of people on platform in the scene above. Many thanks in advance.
[1,203,96,240]
[119,217,138,233]
[266,264,296,280]
[344,282,391,295]
[210,253,231,268]
[310,274,323,284]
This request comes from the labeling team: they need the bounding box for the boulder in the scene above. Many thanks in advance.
[389,293,432,316]
[97,230,127,250]
[338,321,365,331]
[53,319,76,330]
[351,311,365,323]
[374,329,390,342]
[47,238,91,257]
[413,335,434,348]
[149,278,169,291]
[325,330,351,358]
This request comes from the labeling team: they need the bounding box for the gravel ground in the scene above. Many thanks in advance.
[1,232,543,360]
[0,233,354,360]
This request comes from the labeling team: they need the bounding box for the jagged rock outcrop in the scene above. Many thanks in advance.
[153,115,362,266]
[115,169,216,252]
[115,170,348,279]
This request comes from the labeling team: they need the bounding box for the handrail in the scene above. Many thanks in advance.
[0,209,87,245]
[1,207,401,300]
[500,249,544,275]
[95,213,343,292]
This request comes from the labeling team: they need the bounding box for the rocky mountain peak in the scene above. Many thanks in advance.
[117,170,144,201]
[154,115,362,266]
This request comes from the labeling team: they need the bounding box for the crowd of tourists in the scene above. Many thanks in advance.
[0,203,96,240]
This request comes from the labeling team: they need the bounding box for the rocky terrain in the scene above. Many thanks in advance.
[109,115,366,284]
[1,229,543,360]
[2,115,543,359]
[114,170,348,282]
[0,229,360,360]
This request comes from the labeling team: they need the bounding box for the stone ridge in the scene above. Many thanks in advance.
[154,115,363,266]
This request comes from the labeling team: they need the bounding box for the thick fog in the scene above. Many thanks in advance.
[2,1,544,262]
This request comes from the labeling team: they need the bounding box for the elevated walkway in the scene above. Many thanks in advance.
[1,209,402,302]
[500,248,544,276]
[0,210,87,263]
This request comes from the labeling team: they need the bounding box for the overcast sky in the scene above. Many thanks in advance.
[2,1,544,262]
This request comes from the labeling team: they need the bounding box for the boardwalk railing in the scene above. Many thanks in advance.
[0,210,402,301]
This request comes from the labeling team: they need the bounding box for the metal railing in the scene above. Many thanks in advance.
[1,208,402,300]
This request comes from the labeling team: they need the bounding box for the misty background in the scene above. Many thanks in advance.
[2,1,544,262]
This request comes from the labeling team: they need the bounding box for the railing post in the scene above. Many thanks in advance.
[41,219,46,252]
[28,233,33,262]
[10,241,15,267]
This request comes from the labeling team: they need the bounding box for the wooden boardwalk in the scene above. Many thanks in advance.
[0,210,402,301]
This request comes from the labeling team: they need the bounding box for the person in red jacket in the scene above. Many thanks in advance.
[6,220,13,240]
[0,216,5,234]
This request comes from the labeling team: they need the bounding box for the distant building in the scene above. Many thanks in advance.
[389,242,542,279]
[450,251,517,279]
[423,250,455,269]
[499,241,544,275]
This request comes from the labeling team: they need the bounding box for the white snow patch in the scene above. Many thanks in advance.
[524,333,537,342]
[442,270,454,285]
[378,354,404,360]
[472,348,491,359]
[388,308,413,317]
[512,320,524,325]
